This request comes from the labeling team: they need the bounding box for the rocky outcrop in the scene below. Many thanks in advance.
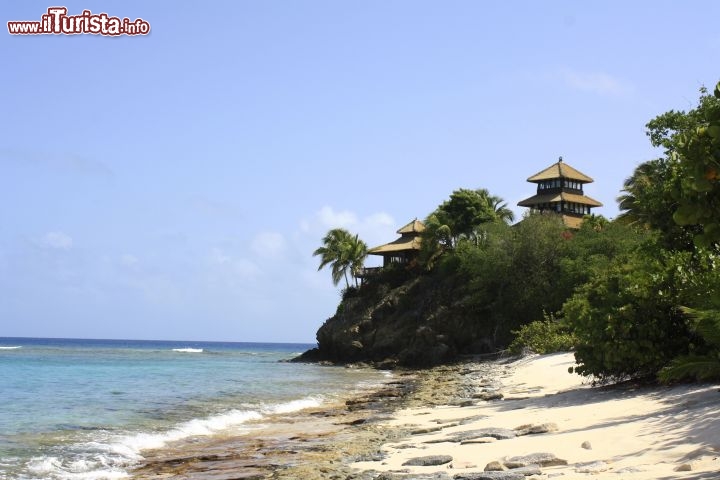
[294,269,505,367]
[402,455,453,466]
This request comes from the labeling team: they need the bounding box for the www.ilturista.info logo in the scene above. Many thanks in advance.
[8,7,150,36]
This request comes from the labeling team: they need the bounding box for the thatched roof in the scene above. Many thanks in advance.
[368,218,425,256]
[527,158,594,183]
[517,192,603,207]
[368,235,422,255]
[396,219,425,235]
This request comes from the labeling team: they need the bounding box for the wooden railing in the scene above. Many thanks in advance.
[357,267,382,278]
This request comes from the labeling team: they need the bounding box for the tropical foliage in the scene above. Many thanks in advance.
[570,81,720,382]
[314,80,720,380]
[659,306,720,382]
[420,188,515,268]
[313,228,368,288]
[509,314,576,355]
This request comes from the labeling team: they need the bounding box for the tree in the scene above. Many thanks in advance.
[659,306,720,382]
[617,83,720,250]
[581,213,610,232]
[630,83,720,249]
[670,82,720,248]
[313,228,368,288]
[564,248,694,380]
[616,158,696,250]
[345,233,369,287]
[420,188,514,268]
[438,188,514,241]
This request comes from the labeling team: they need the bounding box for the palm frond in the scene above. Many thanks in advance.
[659,354,720,382]
[681,306,720,347]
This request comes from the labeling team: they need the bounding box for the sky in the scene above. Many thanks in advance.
[1,1,719,343]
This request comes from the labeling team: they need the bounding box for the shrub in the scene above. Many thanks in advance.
[564,248,696,381]
[509,315,576,354]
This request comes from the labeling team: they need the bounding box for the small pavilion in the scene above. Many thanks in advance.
[367,219,425,267]
[517,157,602,228]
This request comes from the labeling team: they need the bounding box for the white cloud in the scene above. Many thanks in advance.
[364,212,395,230]
[303,206,396,250]
[41,231,73,250]
[317,206,359,229]
[555,68,630,96]
[251,232,287,259]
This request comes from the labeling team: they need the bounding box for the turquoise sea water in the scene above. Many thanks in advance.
[0,338,389,479]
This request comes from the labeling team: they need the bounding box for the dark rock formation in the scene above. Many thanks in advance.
[401,455,453,466]
[503,452,568,468]
[453,472,526,480]
[513,422,558,435]
[293,269,507,367]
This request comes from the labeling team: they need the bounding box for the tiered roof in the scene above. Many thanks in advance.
[518,158,603,228]
[368,219,425,255]
[526,160,594,183]
[517,191,602,208]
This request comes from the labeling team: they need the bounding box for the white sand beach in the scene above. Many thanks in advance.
[352,352,720,479]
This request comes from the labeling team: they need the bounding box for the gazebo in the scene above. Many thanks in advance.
[517,157,603,228]
[367,219,425,267]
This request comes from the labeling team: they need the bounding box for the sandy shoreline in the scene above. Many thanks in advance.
[129,362,499,479]
[131,354,719,479]
[353,353,720,479]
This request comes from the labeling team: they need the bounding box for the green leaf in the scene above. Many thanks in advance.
[708,125,720,139]
[692,177,713,192]
[694,233,712,248]
[672,204,697,225]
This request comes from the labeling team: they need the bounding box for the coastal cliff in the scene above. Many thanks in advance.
[295,266,507,368]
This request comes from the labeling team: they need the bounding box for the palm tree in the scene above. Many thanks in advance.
[313,228,352,287]
[616,159,666,228]
[313,228,368,288]
[582,213,609,232]
[485,192,515,224]
[616,158,697,250]
[346,234,368,287]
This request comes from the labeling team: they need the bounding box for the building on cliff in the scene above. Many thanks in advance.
[517,157,602,229]
[367,218,425,267]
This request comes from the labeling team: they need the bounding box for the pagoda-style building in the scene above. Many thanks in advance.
[518,157,602,229]
[367,219,425,267]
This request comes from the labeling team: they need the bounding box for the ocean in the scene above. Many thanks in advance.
[0,337,390,480]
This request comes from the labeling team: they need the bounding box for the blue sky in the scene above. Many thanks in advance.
[2,1,718,342]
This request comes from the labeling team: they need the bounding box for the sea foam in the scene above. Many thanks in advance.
[265,396,323,414]
[23,408,266,479]
[171,348,203,353]
[0,345,22,350]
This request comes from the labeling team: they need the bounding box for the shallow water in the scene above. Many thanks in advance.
[0,338,389,479]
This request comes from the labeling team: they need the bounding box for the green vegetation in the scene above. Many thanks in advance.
[659,305,720,382]
[509,314,576,355]
[313,80,720,381]
[420,188,515,269]
[313,228,368,288]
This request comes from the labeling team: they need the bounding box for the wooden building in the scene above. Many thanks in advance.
[517,157,602,228]
[367,219,425,267]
